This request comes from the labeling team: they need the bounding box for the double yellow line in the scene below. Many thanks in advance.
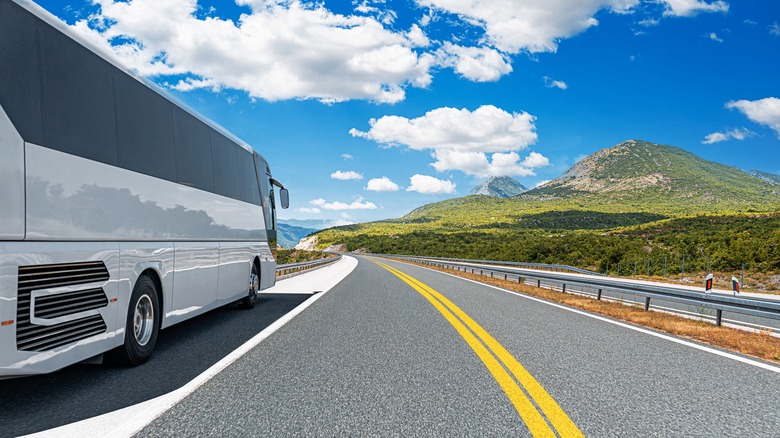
[374,261,583,437]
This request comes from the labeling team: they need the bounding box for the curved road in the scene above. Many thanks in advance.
[5,255,780,436]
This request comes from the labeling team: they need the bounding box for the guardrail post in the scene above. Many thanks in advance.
[504,274,507,280]
[562,284,566,294]
[518,277,523,284]
[644,297,651,311]
[716,309,723,327]
[537,279,541,288]
[597,289,602,300]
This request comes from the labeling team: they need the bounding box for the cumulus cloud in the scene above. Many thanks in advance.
[437,43,513,82]
[350,105,547,177]
[342,153,354,160]
[309,197,377,210]
[71,0,434,104]
[543,76,568,90]
[297,207,321,214]
[661,0,729,17]
[417,0,639,54]
[365,177,400,192]
[705,32,723,42]
[63,0,728,104]
[726,97,780,138]
[331,170,364,180]
[406,175,456,194]
[701,128,755,144]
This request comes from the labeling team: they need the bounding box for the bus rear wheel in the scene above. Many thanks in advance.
[238,263,260,310]
[109,275,160,366]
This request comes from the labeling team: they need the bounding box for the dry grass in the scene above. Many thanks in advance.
[407,261,780,364]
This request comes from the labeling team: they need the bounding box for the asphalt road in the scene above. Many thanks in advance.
[0,293,310,438]
[135,256,780,436]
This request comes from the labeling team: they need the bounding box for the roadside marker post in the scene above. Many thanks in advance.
[705,274,713,293]
[732,277,740,296]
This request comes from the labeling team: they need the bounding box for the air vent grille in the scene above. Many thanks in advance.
[17,262,110,352]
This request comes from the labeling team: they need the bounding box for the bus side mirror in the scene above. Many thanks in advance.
[280,189,289,209]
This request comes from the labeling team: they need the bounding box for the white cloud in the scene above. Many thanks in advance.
[72,0,435,104]
[406,175,456,194]
[342,153,354,160]
[705,32,723,42]
[365,177,400,192]
[534,179,552,188]
[770,22,780,37]
[543,76,568,90]
[350,105,544,177]
[701,128,755,144]
[65,0,727,104]
[726,97,780,138]
[521,152,551,168]
[437,43,512,82]
[350,105,536,152]
[309,197,377,210]
[330,170,364,180]
[417,0,639,54]
[638,18,660,26]
[296,207,321,214]
[661,0,729,17]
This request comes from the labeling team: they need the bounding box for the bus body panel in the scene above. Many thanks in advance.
[0,242,121,377]
[117,243,175,330]
[170,242,220,325]
[25,143,267,242]
[0,104,25,240]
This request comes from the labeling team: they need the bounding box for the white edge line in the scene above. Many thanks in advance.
[395,259,780,375]
[28,256,358,438]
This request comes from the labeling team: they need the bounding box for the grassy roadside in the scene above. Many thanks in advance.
[402,260,780,364]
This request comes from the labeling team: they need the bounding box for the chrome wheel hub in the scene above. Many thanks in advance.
[133,295,154,346]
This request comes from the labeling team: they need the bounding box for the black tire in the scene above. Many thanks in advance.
[238,263,260,310]
[108,275,160,366]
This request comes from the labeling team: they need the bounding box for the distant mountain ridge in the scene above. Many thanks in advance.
[470,176,528,198]
[276,222,318,248]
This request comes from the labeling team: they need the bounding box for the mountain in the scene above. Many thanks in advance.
[470,176,528,198]
[745,170,780,185]
[276,222,318,248]
[525,139,779,211]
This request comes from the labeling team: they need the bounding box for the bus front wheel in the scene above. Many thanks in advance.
[109,275,160,366]
[238,263,260,310]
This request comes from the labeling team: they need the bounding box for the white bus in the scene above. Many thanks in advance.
[0,0,289,377]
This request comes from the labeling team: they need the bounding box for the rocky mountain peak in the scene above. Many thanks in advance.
[470,176,528,198]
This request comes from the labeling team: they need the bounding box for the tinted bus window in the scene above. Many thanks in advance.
[210,131,240,199]
[238,149,261,205]
[114,71,176,181]
[39,19,118,166]
[0,1,43,144]
[173,108,214,192]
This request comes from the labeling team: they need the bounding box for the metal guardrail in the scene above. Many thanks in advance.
[379,255,780,327]
[371,253,603,276]
[276,254,342,279]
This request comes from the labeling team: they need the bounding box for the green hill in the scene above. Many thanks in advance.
[526,140,779,212]
[311,140,780,280]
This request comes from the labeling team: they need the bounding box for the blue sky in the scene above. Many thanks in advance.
[33,0,780,225]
